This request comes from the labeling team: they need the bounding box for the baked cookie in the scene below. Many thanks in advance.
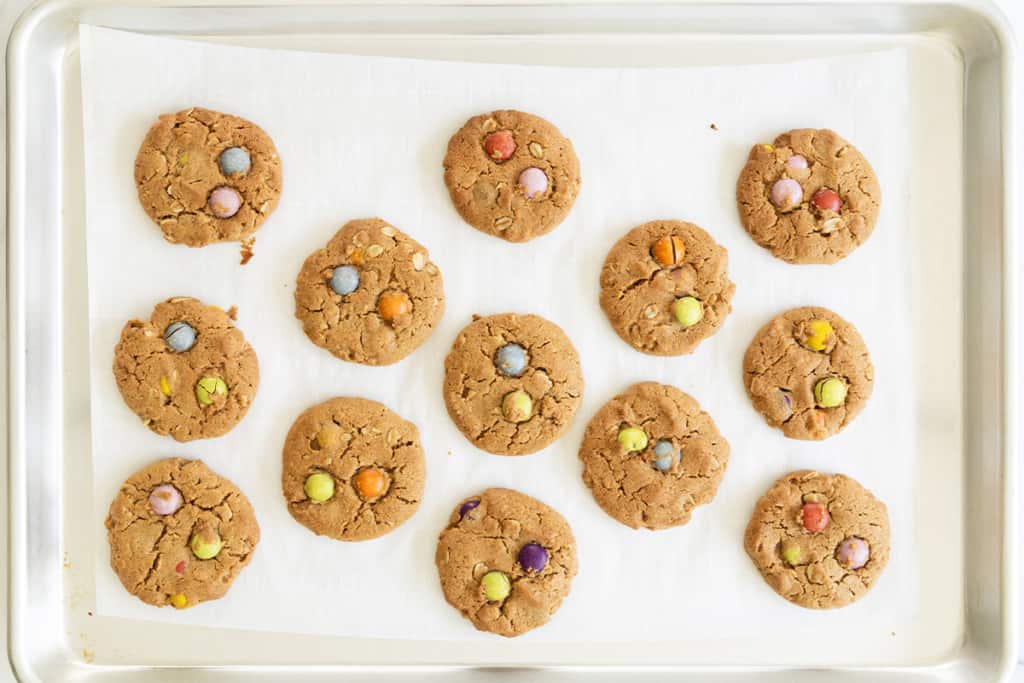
[442,313,583,456]
[599,220,735,356]
[736,128,880,264]
[578,382,729,530]
[743,306,873,440]
[282,397,425,541]
[294,218,445,366]
[113,296,259,441]
[744,470,890,609]
[105,457,260,609]
[134,107,282,247]
[443,110,581,243]
[435,488,578,637]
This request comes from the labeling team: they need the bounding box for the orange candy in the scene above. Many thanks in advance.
[353,467,388,500]
[378,291,411,322]
[651,236,685,266]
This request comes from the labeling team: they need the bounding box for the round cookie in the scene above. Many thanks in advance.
[744,470,890,609]
[134,107,282,247]
[113,296,259,441]
[443,109,581,243]
[294,218,445,366]
[105,457,260,609]
[442,313,583,456]
[578,381,729,530]
[282,397,425,541]
[599,220,735,356]
[435,488,578,637]
[743,306,873,440]
[736,128,881,264]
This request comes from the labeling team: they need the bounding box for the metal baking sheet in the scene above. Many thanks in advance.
[6,1,1017,681]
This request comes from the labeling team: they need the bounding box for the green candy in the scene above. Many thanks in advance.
[195,376,227,405]
[781,540,802,566]
[672,296,703,328]
[304,472,335,503]
[617,426,648,452]
[190,527,224,560]
[481,570,511,602]
[814,377,847,408]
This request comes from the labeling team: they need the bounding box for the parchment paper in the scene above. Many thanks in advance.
[81,25,914,641]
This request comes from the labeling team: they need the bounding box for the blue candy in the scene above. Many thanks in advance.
[218,147,251,176]
[164,321,197,352]
[652,440,677,472]
[330,265,360,296]
[495,343,528,377]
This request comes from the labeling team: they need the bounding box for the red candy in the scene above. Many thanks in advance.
[483,131,516,162]
[812,188,841,212]
[801,502,830,532]
[175,560,186,574]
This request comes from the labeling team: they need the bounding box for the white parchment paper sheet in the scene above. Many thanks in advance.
[82,25,915,642]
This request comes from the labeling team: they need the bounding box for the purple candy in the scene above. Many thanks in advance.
[835,537,870,569]
[459,499,480,518]
[786,155,808,169]
[208,186,241,218]
[770,178,803,211]
[149,484,183,516]
[518,167,548,199]
[517,542,548,573]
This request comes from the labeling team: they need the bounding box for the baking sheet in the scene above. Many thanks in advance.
[80,25,919,642]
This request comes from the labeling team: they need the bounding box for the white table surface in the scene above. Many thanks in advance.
[0,1,1020,681]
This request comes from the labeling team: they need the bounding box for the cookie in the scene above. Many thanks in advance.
[282,397,425,541]
[105,457,260,609]
[578,382,729,530]
[442,313,583,456]
[294,218,445,366]
[744,470,890,609]
[443,110,581,243]
[435,488,578,637]
[134,107,282,247]
[743,306,873,440]
[599,220,735,356]
[113,297,259,441]
[736,128,881,264]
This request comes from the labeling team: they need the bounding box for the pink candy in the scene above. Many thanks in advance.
[786,155,808,169]
[208,186,241,218]
[835,537,870,569]
[770,178,803,211]
[149,484,183,516]
[518,167,548,199]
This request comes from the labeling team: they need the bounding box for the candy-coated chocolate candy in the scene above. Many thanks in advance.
[836,537,869,569]
[459,499,480,518]
[483,130,516,161]
[175,560,186,574]
[481,570,511,601]
[190,527,223,560]
[159,376,172,397]
[502,390,533,423]
[377,291,411,322]
[651,235,686,266]
[495,343,528,377]
[801,319,834,352]
[652,439,677,471]
[781,539,802,565]
[672,296,703,328]
[787,155,808,169]
[330,265,359,296]
[169,593,188,609]
[518,543,548,573]
[814,377,847,408]
[617,426,648,452]
[218,147,251,176]
[812,188,841,212]
[801,502,830,532]
[149,484,183,516]
[353,467,387,500]
[208,186,241,218]
[304,472,335,503]
[518,167,548,199]
[770,178,803,211]
[195,376,227,406]
[164,321,197,352]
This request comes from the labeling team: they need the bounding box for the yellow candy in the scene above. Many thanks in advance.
[169,593,188,609]
[761,144,774,152]
[177,152,189,166]
[802,319,835,352]
[159,376,172,397]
